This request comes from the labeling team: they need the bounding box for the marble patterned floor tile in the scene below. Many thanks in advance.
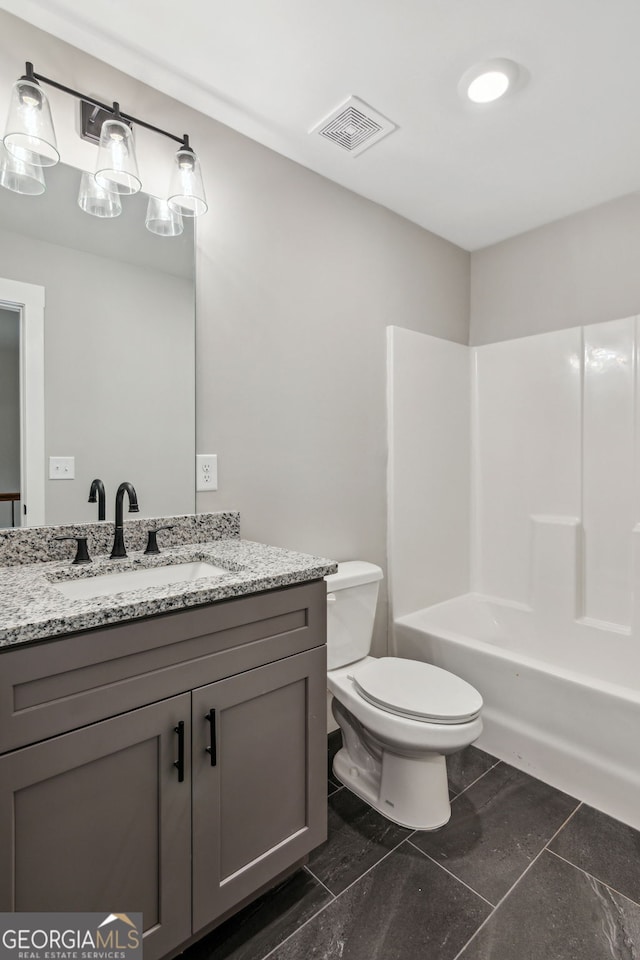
[269,841,491,960]
[307,786,411,895]
[458,849,640,959]
[327,778,341,797]
[447,745,498,799]
[549,803,640,905]
[182,868,332,960]
[412,762,579,903]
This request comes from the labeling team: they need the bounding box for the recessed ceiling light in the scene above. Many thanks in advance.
[468,70,510,103]
[459,59,521,105]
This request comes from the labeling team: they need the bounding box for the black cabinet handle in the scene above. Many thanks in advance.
[205,709,217,766]
[173,720,185,782]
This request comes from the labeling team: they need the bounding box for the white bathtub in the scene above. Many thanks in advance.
[394,594,640,830]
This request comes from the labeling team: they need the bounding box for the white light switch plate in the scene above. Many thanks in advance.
[49,456,75,479]
[196,454,218,491]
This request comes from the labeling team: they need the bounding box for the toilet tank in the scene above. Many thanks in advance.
[325,561,384,670]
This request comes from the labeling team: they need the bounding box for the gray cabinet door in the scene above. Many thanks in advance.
[0,694,192,960]
[192,646,327,933]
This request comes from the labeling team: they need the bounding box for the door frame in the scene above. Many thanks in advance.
[0,277,45,526]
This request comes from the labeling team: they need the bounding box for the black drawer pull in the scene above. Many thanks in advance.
[173,720,185,782]
[205,709,217,766]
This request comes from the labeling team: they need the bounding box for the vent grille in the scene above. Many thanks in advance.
[320,107,383,152]
[310,96,396,157]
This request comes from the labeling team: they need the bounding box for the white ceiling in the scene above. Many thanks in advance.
[2,0,640,250]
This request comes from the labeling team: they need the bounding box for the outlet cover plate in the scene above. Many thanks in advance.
[196,454,218,492]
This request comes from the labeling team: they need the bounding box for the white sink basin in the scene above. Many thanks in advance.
[53,561,229,601]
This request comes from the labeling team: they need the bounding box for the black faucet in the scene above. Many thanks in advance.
[110,482,139,559]
[88,478,106,521]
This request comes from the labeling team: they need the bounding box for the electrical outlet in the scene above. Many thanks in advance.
[49,456,75,479]
[196,454,218,492]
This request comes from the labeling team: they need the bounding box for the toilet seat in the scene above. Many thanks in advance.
[351,657,483,725]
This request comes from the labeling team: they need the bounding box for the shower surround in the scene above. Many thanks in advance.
[387,319,640,828]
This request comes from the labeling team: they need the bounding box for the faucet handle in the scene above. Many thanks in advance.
[144,525,175,555]
[52,535,92,565]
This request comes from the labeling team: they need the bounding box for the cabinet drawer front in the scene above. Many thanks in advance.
[0,694,192,960]
[192,645,327,932]
[0,581,326,754]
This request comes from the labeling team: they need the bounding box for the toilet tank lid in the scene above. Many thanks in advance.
[325,561,383,591]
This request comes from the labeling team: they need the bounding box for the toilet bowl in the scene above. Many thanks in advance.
[326,562,483,830]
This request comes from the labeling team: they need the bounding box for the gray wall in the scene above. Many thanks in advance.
[0,9,469,653]
[470,193,640,344]
[0,308,20,528]
[196,143,469,652]
[184,56,468,659]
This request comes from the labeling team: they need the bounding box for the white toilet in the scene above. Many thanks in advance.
[326,561,483,830]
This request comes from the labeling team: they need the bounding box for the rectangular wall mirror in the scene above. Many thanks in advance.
[0,161,195,527]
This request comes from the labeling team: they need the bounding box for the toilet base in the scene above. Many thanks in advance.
[332,745,452,831]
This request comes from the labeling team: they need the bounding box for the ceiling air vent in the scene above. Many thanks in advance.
[310,96,397,157]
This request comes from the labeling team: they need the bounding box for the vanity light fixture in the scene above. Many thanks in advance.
[1,61,208,232]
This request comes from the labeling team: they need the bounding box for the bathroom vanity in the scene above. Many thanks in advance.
[0,512,336,960]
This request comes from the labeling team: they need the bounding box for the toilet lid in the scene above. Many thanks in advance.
[352,657,483,724]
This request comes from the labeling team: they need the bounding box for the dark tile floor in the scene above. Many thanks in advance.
[184,733,640,960]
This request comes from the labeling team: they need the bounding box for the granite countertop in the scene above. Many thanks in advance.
[0,538,338,649]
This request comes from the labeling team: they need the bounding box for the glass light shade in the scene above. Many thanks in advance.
[77,171,122,218]
[145,196,183,236]
[167,147,207,217]
[0,142,46,195]
[3,78,59,167]
[95,118,141,195]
